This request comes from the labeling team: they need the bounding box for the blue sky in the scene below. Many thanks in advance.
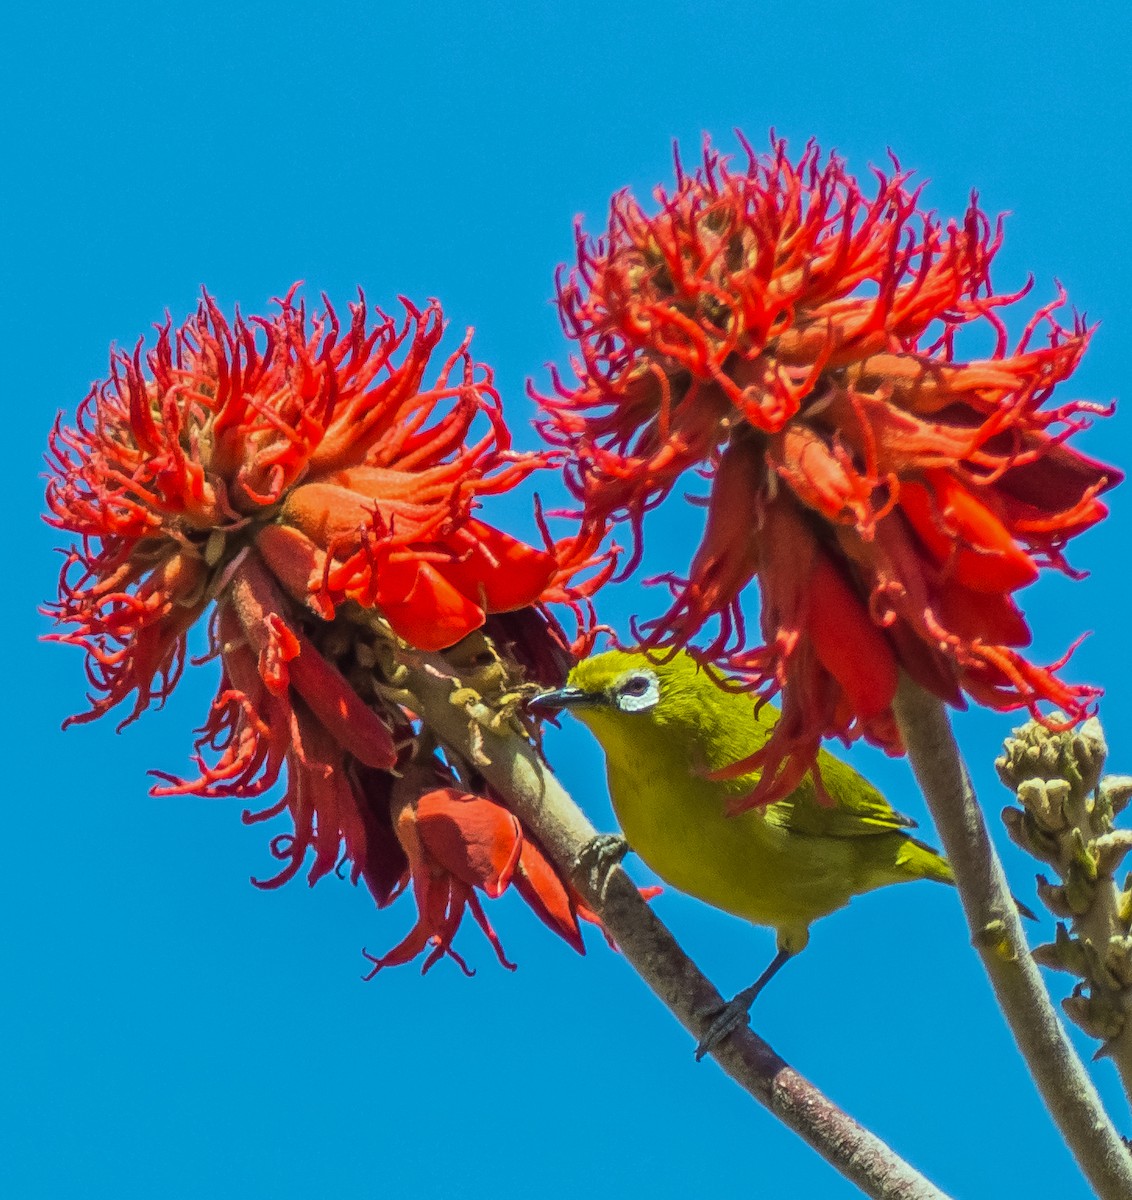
[6,2,1132,1197]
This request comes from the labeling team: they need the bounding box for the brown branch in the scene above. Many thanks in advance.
[400,650,950,1200]
[891,676,1132,1200]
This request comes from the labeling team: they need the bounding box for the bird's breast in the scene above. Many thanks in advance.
[605,753,856,931]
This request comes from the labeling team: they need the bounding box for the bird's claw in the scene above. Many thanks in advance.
[694,991,756,1062]
[574,833,630,897]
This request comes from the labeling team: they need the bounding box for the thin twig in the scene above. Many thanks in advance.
[401,650,950,1200]
[891,675,1132,1200]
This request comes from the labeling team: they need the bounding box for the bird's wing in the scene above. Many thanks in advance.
[764,748,918,840]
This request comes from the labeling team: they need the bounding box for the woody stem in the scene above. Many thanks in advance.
[891,675,1132,1200]
[400,649,950,1200]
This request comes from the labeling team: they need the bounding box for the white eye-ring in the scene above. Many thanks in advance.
[614,670,660,713]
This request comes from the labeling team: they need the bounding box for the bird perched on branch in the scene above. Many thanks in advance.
[532,648,955,1057]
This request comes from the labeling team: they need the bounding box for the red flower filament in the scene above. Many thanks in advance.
[363,786,604,977]
[538,135,1121,805]
[46,286,608,968]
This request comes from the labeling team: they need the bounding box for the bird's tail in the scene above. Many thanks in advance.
[902,836,1036,920]
[898,836,954,886]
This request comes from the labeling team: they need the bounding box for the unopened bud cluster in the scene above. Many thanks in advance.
[997,716,1132,1059]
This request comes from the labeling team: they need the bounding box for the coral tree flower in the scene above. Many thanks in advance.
[46,286,608,967]
[538,136,1121,806]
[364,785,602,976]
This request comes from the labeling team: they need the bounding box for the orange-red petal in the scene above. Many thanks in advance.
[899,471,1039,594]
[377,559,486,650]
[439,518,557,613]
[414,788,523,899]
[806,554,899,720]
[513,837,585,954]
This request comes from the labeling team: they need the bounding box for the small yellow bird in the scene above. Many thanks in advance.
[534,648,955,1055]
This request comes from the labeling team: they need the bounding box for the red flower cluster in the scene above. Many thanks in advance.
[364,786,604,976]
[46,287,610,966]
[539,136,1120,805]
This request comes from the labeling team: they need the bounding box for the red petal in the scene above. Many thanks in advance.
[378,560,486,650]
[994,439,1122,512]
[438,519,557,613]
[767,423,872,524]
[936,583,1032,648]
[900,472,1039,594]
[806,554,898,720]
[280,481,378,547]
[259,613,301,695]
[513,838,585,954]
[352,766,409,907]
[254,523,333,617]
[363,874,467,977]
[287,630,398,770]
[884,617,964,707]
[227,555,396,768]
[415,788,523,897]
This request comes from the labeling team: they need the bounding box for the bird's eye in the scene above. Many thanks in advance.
[622,675,650,696]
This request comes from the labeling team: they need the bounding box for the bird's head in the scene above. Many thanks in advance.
[530,648,712,732]
[532,648,771,782]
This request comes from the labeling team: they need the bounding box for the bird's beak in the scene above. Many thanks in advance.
[527,685,601,713]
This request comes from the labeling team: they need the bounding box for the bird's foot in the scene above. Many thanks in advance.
[693,948,793,1061]
[574,833,630,896]
[694,987,759,1062]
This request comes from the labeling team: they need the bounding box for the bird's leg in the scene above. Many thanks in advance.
[694,947,795,1062]
[574,832,631,898]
